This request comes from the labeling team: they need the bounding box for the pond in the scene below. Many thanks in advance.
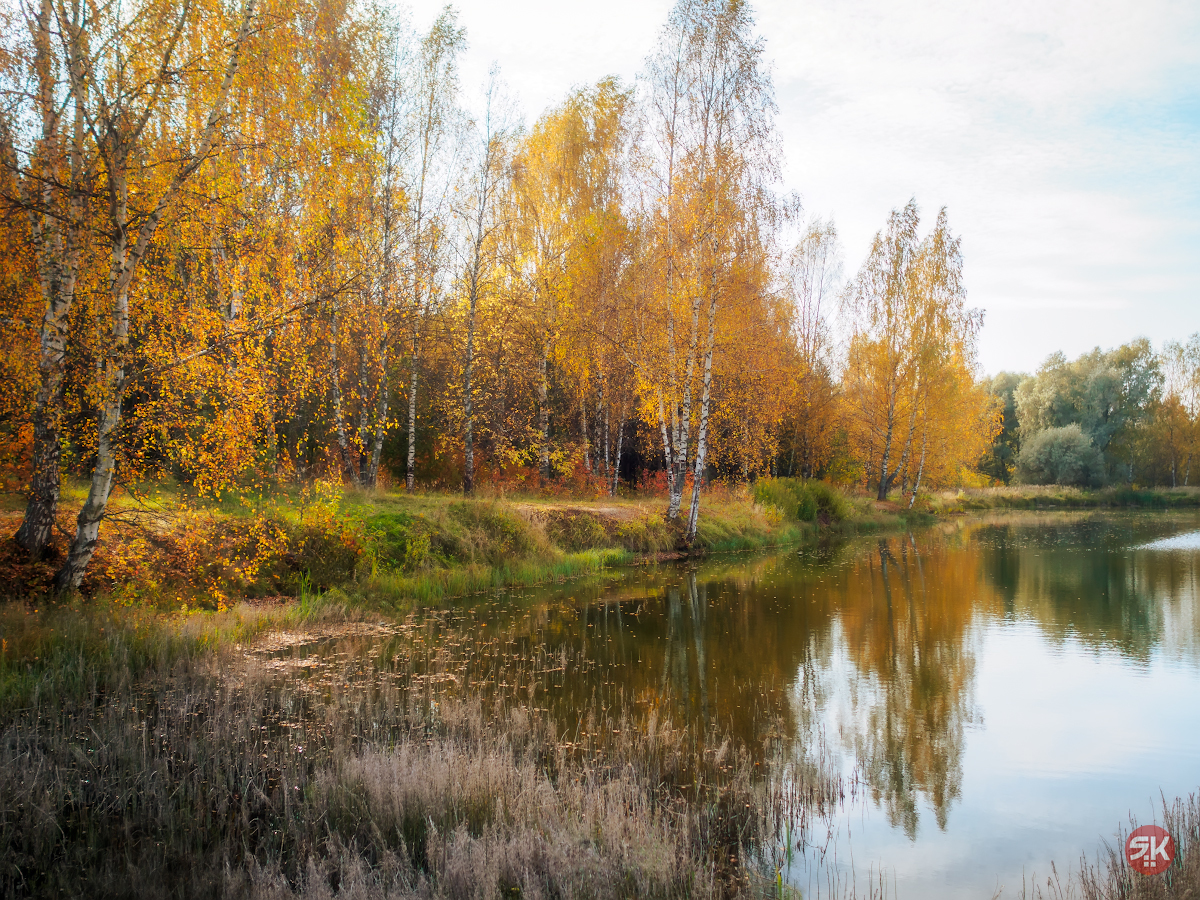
[261,511,1200,898]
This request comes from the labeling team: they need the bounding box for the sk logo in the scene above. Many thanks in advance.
[1125,825,1175,875]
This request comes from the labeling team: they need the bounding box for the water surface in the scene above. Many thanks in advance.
[266,511,1200,897]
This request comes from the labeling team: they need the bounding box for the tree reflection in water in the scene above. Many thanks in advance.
[327,513,1200,844]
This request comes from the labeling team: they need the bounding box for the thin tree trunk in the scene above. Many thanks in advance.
[14,0,85,558]
[538,347,549,480]
[463,299,478,494]
[56,167,134,591]
[686,287,718,542]
[356,340,372,485]
[908,428,927,509]
[329,312,356,483]
[406,344,419,491]
[17,259,76,557]
[877,413,896,501]
[657,391,676,501]
[602,404,610,480]
[600,384,609,479]
[367,345,390,488]
[610,416,624,497]
[54,0,254,591]
[581,399,590,474]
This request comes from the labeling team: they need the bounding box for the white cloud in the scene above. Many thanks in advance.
[404,0,1200,374]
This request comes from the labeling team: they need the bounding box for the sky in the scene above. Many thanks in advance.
[403,0,1200,376]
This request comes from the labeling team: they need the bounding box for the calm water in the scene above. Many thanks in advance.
[268,512,1200,898]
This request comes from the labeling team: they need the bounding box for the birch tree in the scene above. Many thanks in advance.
[641,0,776,541]
[782,217,841,477]
[400,9,464,491]
[3,0,92,558]
[53,0,257,590]
[456,71,509,495]
[841,202,986,501]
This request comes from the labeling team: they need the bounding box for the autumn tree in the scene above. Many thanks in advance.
[841,202,990,501]
[639,0,777,540]
[455,71,510,495]
[779,216,841,477]
[1,0,257,589]
[398,9,465,491]
[2,0,93,557]
[1155,335,1200,486]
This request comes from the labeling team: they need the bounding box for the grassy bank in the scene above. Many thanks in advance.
[0,600,842,899]
[929,485,1200,513]
[1,477,883,610]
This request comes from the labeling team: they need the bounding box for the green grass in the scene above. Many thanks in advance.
[1,477,922,612]
[930,485,1200,513]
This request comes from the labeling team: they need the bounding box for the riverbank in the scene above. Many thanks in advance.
[4,493,1200,899]
[0,477,926,611]
[930,484,1200,513]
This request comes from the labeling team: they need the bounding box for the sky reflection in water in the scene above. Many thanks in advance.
[274,512,1200,898]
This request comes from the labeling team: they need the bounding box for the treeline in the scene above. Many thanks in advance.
[0,0,1002,592]
[981,337,1200,488]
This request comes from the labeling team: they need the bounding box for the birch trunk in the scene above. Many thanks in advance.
[538,347,549,480]
[668,291,701,520]
[463,297,477,495]
[53,0,255,590]
[686,288,718,542]
[366,344,390,488]
[657,392,676,500]
[610,417,624,497]
[602,404,610,480]
[406,343,419,491]
[14,0,85,557]
[908,428,927,509]
[55,162,137,590]
[581,400,590,474]
[329,312,356,483]
[354,342,372,485]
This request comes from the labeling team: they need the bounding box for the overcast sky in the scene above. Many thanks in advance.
[404,0,1200,376]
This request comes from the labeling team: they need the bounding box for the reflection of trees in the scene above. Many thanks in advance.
[388,516,1200,842]
[975,517,1200,663]
[826,535,987,837]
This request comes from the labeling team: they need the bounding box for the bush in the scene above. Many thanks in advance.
[615,513,672,553]
[1015,424,1105,487]
[543,511,609,551]
[367,512,439,572]
[751,477,848,523]
[446,500,544,565]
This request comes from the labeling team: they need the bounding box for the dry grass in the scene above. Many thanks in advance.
[1017,793,1200,900]
[0,602,849,899]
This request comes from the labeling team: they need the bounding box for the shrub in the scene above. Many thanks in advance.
[752,477,848,523]
[367,512,435,572]
[1015,424,1105,487]
[447,500,545,565]
[615,513,672,553]
[543,511,609,551]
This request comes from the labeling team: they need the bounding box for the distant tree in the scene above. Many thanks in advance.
[1014,424,1104,487]
[978,372,1024,483]
[780,217,841,478]
[840,201,989,501]
[1150,335,1200,486]
[1014,339,1161,483]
